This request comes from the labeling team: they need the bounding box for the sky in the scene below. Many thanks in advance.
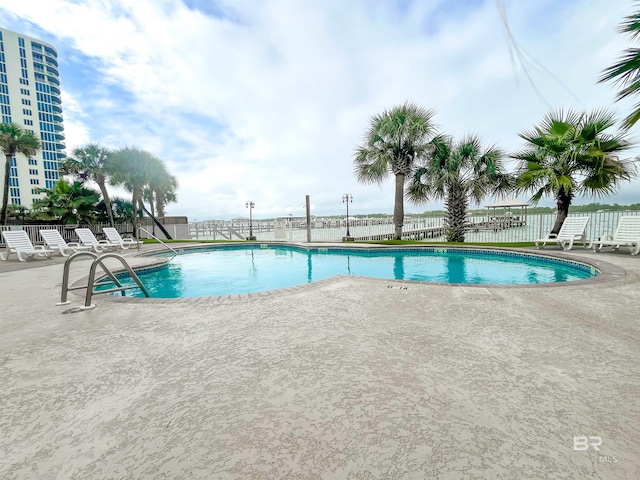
[0,0,638,220]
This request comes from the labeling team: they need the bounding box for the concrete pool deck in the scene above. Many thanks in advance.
[1,244,639,479]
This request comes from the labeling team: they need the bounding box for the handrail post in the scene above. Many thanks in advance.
[81,253,151,310]
[56,251,99,305]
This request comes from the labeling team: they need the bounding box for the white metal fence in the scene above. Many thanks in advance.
[2,211,639,246]
[187,211,640,243]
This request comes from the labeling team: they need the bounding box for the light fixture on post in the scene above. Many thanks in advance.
[245,201,256,240]
[342,194,354,242]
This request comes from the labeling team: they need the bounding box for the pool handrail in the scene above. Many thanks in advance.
[137,226,178,260]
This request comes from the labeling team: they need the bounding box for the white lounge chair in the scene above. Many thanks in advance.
[102,227,142,249]
[1,230,55,262]
[534,216,591,251]
[39,229,93,256]
[592,215,640,255]
[74,228,119,252]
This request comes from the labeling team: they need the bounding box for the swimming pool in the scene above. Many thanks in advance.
[101,245,598,298]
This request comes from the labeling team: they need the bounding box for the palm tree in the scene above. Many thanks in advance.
[0,123,41,225]
[97,197,133,224]
[33,179,100,224]
[62,143,115,226]
[408,135,512,242]
[108,147,173,239]
[154,174,178,217]
[599,6,640,129]
[513,109,635,234]
[144,156,178,218]
[354,102,437,239]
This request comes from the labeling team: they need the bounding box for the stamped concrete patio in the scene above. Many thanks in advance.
[1,244,639,479]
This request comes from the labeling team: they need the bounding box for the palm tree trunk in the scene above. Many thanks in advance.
[139,202,173,239]
[155,192,164,218]
[445,184,468,242]
[1,154,11,225]
[97,179,115,227]
[551,190,572,235]
[393,173,405,240]
[131,190,139,227]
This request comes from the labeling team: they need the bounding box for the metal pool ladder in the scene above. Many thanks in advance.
[57,251,150,310]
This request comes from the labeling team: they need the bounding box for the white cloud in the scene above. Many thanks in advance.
[0,0,638,219]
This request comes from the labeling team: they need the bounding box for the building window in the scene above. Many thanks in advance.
[30,179,39,185]
[28,158,37,165]
[20,88,30,95]
[24,119,33,126]
[21,99,31,105]
[19,78,29,85]
[31,188,39,195]
[23,109,32,115]
[29,169,38,175]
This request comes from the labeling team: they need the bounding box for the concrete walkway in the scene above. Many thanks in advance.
[1,244,639,479]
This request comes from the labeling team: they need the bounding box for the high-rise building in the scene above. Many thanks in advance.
[0,27,65,209]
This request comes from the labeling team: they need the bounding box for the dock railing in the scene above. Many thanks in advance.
[3,211,640,246]
[184,211,640,243]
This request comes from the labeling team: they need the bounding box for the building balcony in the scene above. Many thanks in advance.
[46,76,60,86]
[45,56,58,68]
[53,122,64,131]
[55,142,66,151]
[46,66,59,76]
[50,94,61,104]
[52,104,62,114]
[44,46,57,58]
[52,113,63,123]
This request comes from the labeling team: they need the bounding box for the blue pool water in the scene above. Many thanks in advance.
[102,245,597,298]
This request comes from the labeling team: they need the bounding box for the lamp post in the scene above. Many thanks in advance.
[342,194,353,241]
[245,201,256,240]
